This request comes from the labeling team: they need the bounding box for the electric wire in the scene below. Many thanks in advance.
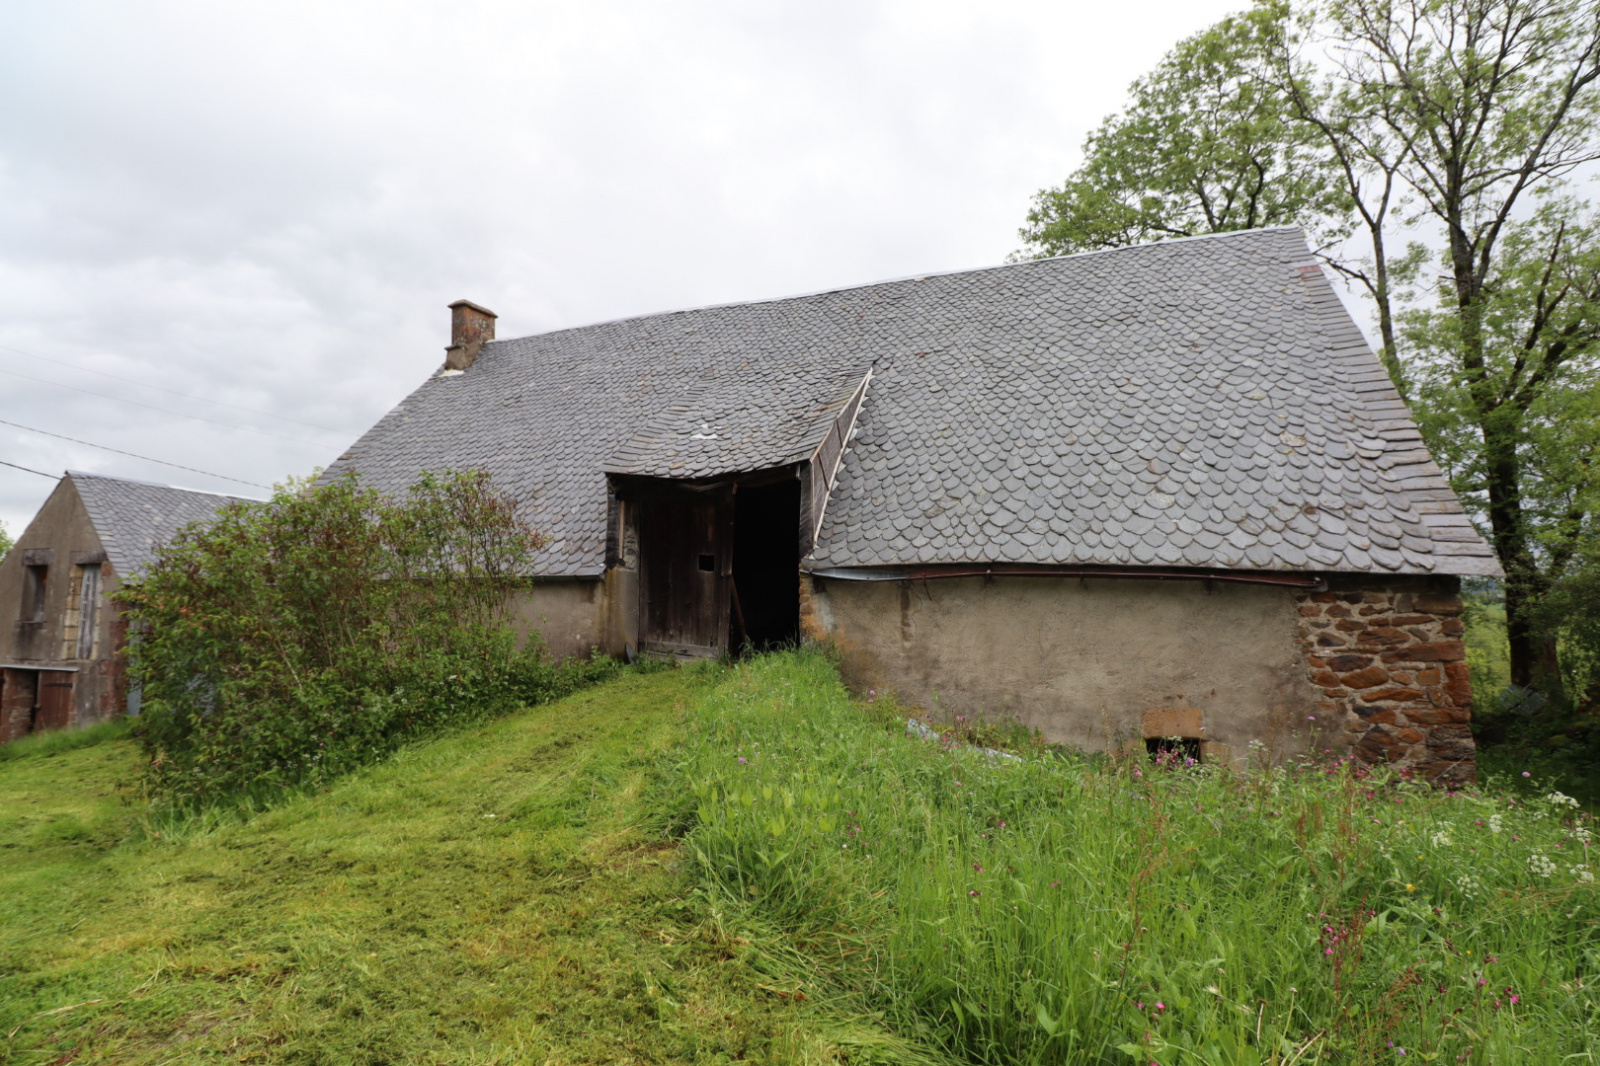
[0,419,269,489]
[0,342,351,433]
[0,364,336,448]
[0,458,55,479]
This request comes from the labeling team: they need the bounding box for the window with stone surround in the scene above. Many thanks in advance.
[59,563,101,660]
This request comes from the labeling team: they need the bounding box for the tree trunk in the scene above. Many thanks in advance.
[1369,224,1404,398]
[1480,415,1563,698]
[1447,203,1557,697]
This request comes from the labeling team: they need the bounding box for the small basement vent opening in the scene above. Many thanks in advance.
[1146,736,1203,765]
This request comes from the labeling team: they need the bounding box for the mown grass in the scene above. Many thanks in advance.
[672,651,1600,1065]
[0,667,925,1065]
[10,651,1599,1065]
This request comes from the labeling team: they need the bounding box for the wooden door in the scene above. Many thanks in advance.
[637,493,731,657]
[35,670,74,732]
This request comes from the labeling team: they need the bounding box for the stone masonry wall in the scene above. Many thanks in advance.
[1294,575,1475,787]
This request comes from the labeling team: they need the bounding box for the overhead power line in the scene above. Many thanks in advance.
[0,418,270,489]
[0,342,353,434]
[0,365,336,449]
[0,458,55,479]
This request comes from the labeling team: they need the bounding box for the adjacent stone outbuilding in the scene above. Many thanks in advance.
[0,472,253,742]
[326,228,1500,783]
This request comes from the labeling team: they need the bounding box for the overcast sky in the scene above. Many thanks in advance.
[0,0,1248,535]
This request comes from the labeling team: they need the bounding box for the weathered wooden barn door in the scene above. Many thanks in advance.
[35,670,75,732]
[637,492,732,658]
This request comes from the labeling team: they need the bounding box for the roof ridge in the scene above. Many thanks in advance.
[68,469,260,501]
[494,227,1311,348]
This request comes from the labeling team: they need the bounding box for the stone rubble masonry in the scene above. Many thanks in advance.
[0,669,34,743]
[1294,574,1474,787]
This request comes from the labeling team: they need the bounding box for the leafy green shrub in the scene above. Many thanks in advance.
[121,469,614,807]
[671,651,1600,1065]
[1469,572,1600,803]
[1539,560,1600,710]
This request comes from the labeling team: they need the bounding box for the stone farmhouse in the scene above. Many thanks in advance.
[326,228,1500,784]
[0,472,252,742]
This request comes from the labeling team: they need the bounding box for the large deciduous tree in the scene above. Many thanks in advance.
[1018,2,1345,256]
[1019,0,1600,696]
[1408,198,1600,694]
[1314,0,1600,693]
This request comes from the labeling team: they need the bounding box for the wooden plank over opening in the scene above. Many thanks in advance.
[806,370,871,547]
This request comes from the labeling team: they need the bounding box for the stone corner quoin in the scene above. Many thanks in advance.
[1295,574,1474,787]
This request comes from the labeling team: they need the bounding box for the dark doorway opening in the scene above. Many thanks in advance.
[732,479,800,651]
[1146,736,1203,765]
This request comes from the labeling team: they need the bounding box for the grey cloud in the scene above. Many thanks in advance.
[0,0,1242,534]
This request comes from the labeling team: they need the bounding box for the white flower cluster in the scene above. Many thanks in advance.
[1488,813,1505,834]
[1572,864,1594,884]
[1574,826,1592,844]
[1545,791,1581,809]
[1431,829,1453,848]
[1529,853,1558,879]
[1456,873,1483,899]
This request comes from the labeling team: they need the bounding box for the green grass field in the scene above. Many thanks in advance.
[0,667,913,1065]
[5,653,1598,1065]
[674,653,1600,1065]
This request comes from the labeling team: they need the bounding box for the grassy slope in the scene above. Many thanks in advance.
[0,669,891,1065]
[677,653,1600,1065]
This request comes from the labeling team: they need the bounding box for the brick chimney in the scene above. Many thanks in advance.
[444,299,497,370]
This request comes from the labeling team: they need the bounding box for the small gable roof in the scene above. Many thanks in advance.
[326,227,1500,578]
[602,361,872,480]
[70,472,256,579]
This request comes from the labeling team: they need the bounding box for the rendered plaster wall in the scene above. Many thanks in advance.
[0,477,123,738]
[803,574,1321,762]
[1293,575,1475,787]
[503,579,611,660]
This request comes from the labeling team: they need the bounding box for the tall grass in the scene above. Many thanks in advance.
[0,716,131,762]
[668,651,1600,1065]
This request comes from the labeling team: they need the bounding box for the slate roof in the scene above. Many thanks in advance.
[71,473,256,579]
[325,227,1500,578]
[602,361,873,479]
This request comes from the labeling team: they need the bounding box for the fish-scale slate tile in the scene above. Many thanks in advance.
[322,228,1500,578]
[601,359,870,479]
[71,472,258,579]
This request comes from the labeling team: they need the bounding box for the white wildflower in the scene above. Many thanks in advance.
[1456,873,1482,899]
[1572,864,1594,884]
[1546,791,1581,809]
[1529,853,1557,879]
[1489,813,1505,834]
[1431,829,1454,848]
